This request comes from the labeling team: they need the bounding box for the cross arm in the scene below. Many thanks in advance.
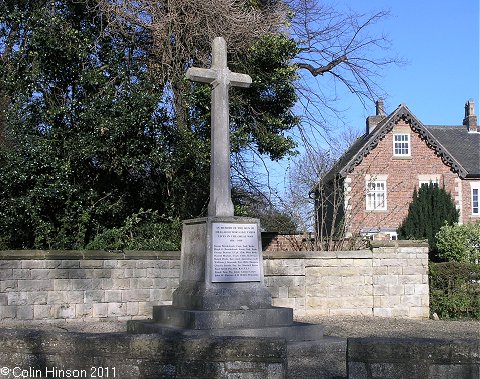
[186,67,217,84]
[230,72,252,88]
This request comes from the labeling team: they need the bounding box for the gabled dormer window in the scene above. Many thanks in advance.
[393,134,410,156]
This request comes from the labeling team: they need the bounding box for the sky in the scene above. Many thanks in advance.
[342,0,479,126]
[262,0,480,201]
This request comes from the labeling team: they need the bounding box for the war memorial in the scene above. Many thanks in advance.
[0,38,477,379]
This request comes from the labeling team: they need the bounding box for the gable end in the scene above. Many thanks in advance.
[339,106,468,178]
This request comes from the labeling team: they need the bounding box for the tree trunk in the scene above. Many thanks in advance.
[0,93,9,145]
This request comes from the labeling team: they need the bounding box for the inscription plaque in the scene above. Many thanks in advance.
[212,222,261,282]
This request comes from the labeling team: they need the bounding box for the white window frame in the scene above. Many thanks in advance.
[361,230,398,240]
[393,133,410,157]
[471,183,480,215]
[419,180,439,188]
[418,175,440,188]
[366,180,387,211]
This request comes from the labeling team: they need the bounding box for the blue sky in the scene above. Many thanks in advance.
[263,0,480,200]
[337,0,479,127]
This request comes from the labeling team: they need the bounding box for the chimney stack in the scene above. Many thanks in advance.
[463,99,477,132]
[366,99,386,134]
[376,99,386,116]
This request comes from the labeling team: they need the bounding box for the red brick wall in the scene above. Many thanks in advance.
[462,179,480,224]
[262,233,315,252]
[346,120,460,235]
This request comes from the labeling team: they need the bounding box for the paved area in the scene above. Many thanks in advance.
[299,315,480,340]
[0,316,478,340]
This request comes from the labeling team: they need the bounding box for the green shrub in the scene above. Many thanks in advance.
[86,209,182,251]
[398,184,458,260]
[429,262,480,319]
[436,222,480,264]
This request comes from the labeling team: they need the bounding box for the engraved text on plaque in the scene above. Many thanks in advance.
[212,223,261,282]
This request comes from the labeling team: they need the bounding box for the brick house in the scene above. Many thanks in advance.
[315,99,479,240]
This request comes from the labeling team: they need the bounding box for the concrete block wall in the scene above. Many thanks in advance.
[0,241,429,321]
[0,251,180,321]
[263,241,430,319]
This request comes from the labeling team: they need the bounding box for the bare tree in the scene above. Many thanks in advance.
[94,0,399,129]
[94,0,287,129]
[291,0,395,96]
[93,0,402,234]
[281,129,360,247]
[288,0,401,148]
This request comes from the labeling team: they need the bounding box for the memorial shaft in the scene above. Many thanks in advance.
[186,37,251,217]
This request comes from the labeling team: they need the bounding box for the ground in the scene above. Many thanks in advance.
[297,315,479,339]
[0,316,478,339]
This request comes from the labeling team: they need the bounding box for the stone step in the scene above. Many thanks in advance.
[210,322,325,342]
[127,320,324,342]
[151,305,294,329]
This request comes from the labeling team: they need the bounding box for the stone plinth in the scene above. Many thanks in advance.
[172,217,272,312]
[128,217,324,341]
[153,306,293,329]
[129,304,324,342]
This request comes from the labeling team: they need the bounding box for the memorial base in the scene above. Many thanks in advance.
[172,281,273,311]
[173,216,272,311]
[128,216,324,342]
[127,317,324,342]
[127,306,324,342]
[152,305,294,329]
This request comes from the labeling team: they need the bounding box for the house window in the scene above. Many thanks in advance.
[418,175,441,188]
[366,181,387,210]
[471,183,480,216]
[419,180,439,187]
[473,188,479,215]
[361,228,398,240]
[393,134,410,156]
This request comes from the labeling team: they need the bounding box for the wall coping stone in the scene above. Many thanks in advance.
[0,242,428,261]
[370,240,429,248]
[263,250,374,259]
[348,337,480,363]
[0,250,181,260]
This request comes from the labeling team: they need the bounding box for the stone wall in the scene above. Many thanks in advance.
[1,330,477,379]
[348,337,480,379]
[0,329,286,379]
[264,241,429,318]
[0,251,180,321]
[0,241,429,321]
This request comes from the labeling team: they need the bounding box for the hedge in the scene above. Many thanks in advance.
[429,262,480,319]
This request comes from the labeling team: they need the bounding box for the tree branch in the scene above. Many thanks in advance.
[296,54,348,76]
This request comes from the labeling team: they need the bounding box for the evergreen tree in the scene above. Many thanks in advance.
[0,1,299,249]
[398,183,459,259]
[0,1,398,250]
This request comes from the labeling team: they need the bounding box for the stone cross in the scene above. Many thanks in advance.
[186,37,252,217]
